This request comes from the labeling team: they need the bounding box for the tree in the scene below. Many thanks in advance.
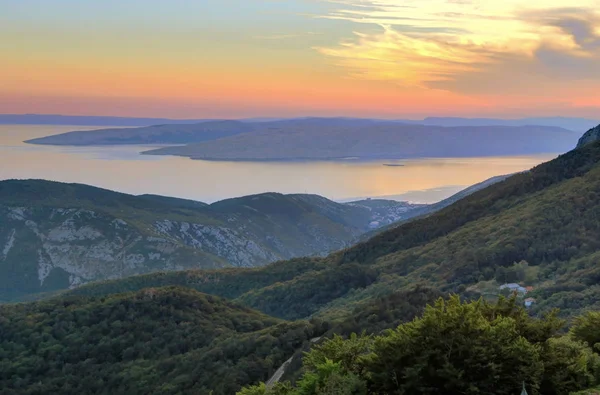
[237,382,268,395]
[495,267,508,284]
[571,312,600,351]
[539,337,600,395]
[303,333,372,376]
[366,296,545,394]
[294,359,367,395]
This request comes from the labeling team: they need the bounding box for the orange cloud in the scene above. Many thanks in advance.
[1,0,599,118]
[317,0,600,93]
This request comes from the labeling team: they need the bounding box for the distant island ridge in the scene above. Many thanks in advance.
[21,117,586,162]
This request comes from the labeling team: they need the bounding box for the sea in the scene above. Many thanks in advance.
[0,125,558,204]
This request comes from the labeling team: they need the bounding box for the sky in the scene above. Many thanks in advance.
[1,0,600,119]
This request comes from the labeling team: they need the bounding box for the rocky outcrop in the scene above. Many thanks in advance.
[154,220,278,267]
[577,124,600,148]
[0,180,435,302]
[0,200,405,300]
[0,206,222,300]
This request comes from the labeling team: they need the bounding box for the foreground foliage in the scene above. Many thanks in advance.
[239,297,600,395]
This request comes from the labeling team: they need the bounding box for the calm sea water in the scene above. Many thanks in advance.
[0,125,558,204]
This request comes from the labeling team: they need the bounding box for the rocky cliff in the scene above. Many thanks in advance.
[0,180,421,301]
[577,124,600,148]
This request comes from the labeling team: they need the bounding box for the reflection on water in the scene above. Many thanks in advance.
[0,125,558,204]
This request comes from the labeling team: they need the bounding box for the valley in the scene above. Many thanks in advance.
[0,168,519,303]
[0,179,435,302]
[2,124,550,206]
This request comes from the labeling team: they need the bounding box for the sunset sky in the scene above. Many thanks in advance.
[1,0,599,119]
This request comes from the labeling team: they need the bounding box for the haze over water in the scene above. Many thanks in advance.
[1,125,558,204]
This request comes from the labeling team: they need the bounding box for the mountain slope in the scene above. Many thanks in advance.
[356,173,513,241]
[0,180,416,302]
[0,286,325,395]
[143,121,576,161]
[70,126,600,320]
[318,137,600,318]
[344,199,427,229]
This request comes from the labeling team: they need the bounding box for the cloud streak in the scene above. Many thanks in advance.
[253,32,323,40]
[315,0,600,93]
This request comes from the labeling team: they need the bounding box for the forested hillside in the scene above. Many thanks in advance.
[0,287,326,395]
[355,173,512,242]
[70,130,600,321]
[5,289,600,394]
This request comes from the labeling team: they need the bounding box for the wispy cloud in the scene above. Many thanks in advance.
[314,0,600,92]
[253,32,323,40]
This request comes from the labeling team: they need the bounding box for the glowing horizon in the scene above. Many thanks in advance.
[1,0,599,119]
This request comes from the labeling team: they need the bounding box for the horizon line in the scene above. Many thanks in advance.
[1,113,598,122]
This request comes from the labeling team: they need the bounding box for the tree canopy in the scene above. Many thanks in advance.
[239,296,600,395]
[0,287,326,395]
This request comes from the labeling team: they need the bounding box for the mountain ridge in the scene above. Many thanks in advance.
[0,180,426,302]
[24,120,255,146]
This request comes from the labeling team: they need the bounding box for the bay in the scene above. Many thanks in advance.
[0,125,557,204]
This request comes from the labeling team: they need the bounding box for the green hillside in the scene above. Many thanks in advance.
[355,173,512,242]
[0,287,325,395]
[69,133,600,321]
[246,137,600,320]
[6,287,600,394]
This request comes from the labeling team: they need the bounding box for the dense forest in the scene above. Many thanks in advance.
[0,287,327,395]
[239,297,600,395]
[4,289,600,394]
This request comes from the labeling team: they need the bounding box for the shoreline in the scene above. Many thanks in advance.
[140,151,559,163]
